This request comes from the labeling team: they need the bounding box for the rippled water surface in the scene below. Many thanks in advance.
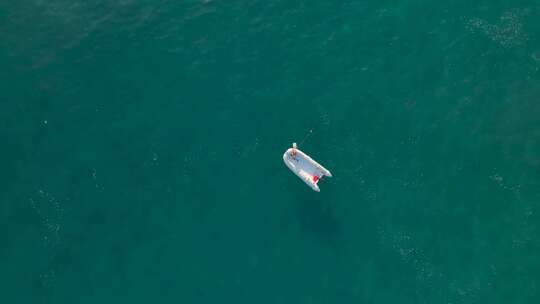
[2,1,540,303]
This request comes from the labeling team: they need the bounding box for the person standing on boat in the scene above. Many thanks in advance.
[291,142,297,158]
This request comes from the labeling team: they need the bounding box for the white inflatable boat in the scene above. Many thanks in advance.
[283,143,332,192]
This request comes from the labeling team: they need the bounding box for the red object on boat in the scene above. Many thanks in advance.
[312,175,319,182]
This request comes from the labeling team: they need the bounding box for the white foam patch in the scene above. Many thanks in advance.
[466,10,529,48]
[39,269,56,288]
[30,190,64,248]
[377,227,498,302]
[239,137,259,158]
[378,228,436,283]
[316,104,331,126]
[489,171,522,195]
[29,189,65,289]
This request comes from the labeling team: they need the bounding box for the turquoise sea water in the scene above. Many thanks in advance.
[2,1,540,303]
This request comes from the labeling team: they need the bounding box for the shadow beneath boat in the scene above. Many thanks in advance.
[293,193,341,248]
